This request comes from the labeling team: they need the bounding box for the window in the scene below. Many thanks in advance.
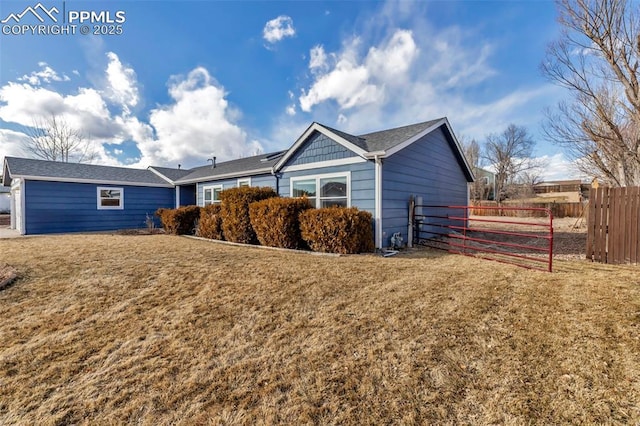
[203,185,223,206]
[97,187,124,210]
[291,173,349,208]
[237,178,251,188]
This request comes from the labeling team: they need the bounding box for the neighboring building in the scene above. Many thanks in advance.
[469,167,495,201]
[0,186,10,213]
[3,117,474,247]
[533,179,590,202]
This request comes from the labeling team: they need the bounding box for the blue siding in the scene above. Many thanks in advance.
[24,180,174,235]
[196,174,277,206]
[286,131,356,166]
[279,162,375,214]
[381,126,469,246]
[179,184,196,206]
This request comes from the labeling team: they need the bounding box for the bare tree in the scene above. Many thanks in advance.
[462,138,490,201]
[513,170,545,199]
[542,0,640,186]
[483,124,538,201]
[23,115,97,163]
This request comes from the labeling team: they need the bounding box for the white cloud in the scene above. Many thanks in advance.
[140,67,262,167]
[0,128,30,164]
[263,15,295,44]
[365,29,418,81]
[286,105,296,116]
[17,62,70,86]
[103,52,139,115]
[291,4,561,148]
[0,53,262,169]
[536,153,587,181]
[299,30,418,113]
[309,45,328,73]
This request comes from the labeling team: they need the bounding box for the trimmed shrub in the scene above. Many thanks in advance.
[219,187,278,244]
[196,204,224,240]
[155,205,201,235]
[299,207,375,254]
[249,197,313,249]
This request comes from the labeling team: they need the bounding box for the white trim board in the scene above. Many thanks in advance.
[8,174,173,188]
[279,156,367,173]
[148,167,178,184]
[175,168,273,185]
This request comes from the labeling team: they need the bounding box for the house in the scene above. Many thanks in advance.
[469,167,496,201]
[3,117,474,247]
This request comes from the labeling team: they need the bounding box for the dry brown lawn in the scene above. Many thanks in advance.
[1,234,639,425]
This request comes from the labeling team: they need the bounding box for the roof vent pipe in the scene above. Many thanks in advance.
[207,157,216,168]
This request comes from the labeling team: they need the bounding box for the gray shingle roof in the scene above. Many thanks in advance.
[148,166,193,182]
[175,151,286,183]
[356,118,443,152]
[318,118,444,152]
[3,157,171,186]
[319,124,368,151]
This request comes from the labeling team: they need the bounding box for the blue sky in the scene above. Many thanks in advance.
[0,0,576,179]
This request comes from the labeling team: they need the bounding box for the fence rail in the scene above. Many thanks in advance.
[413,205,554,272]
[587,186,640,264]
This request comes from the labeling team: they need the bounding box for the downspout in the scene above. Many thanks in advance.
[175,186,180,208]
[373,154,384,250]
[271,168,280,195]
[364,151,385,250]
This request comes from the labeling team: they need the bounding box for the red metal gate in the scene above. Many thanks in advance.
[412,205,554,272]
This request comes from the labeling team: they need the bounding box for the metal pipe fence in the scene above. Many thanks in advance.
[413,205,554,272]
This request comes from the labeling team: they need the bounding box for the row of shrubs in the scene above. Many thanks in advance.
[155,187,374,254]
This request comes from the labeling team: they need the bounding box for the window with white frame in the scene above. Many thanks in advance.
[97,187,124,210]
[203,185,223,206]
[237,178,251,188]
[291,173,349,208]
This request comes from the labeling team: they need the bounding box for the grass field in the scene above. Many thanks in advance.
[1,233,639,424]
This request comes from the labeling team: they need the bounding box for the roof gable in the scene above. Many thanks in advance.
[273,123,368,172]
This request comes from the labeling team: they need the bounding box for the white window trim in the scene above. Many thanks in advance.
[290,172,350,208]
[202,184,223,206]
[237,178,251,187]
[97,186,124,210]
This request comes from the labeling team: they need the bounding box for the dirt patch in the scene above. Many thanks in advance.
[0,264,17,290]
[114,228,165,236]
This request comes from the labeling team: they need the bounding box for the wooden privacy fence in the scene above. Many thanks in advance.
[471,201,585,218]
[587,186,640,264]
